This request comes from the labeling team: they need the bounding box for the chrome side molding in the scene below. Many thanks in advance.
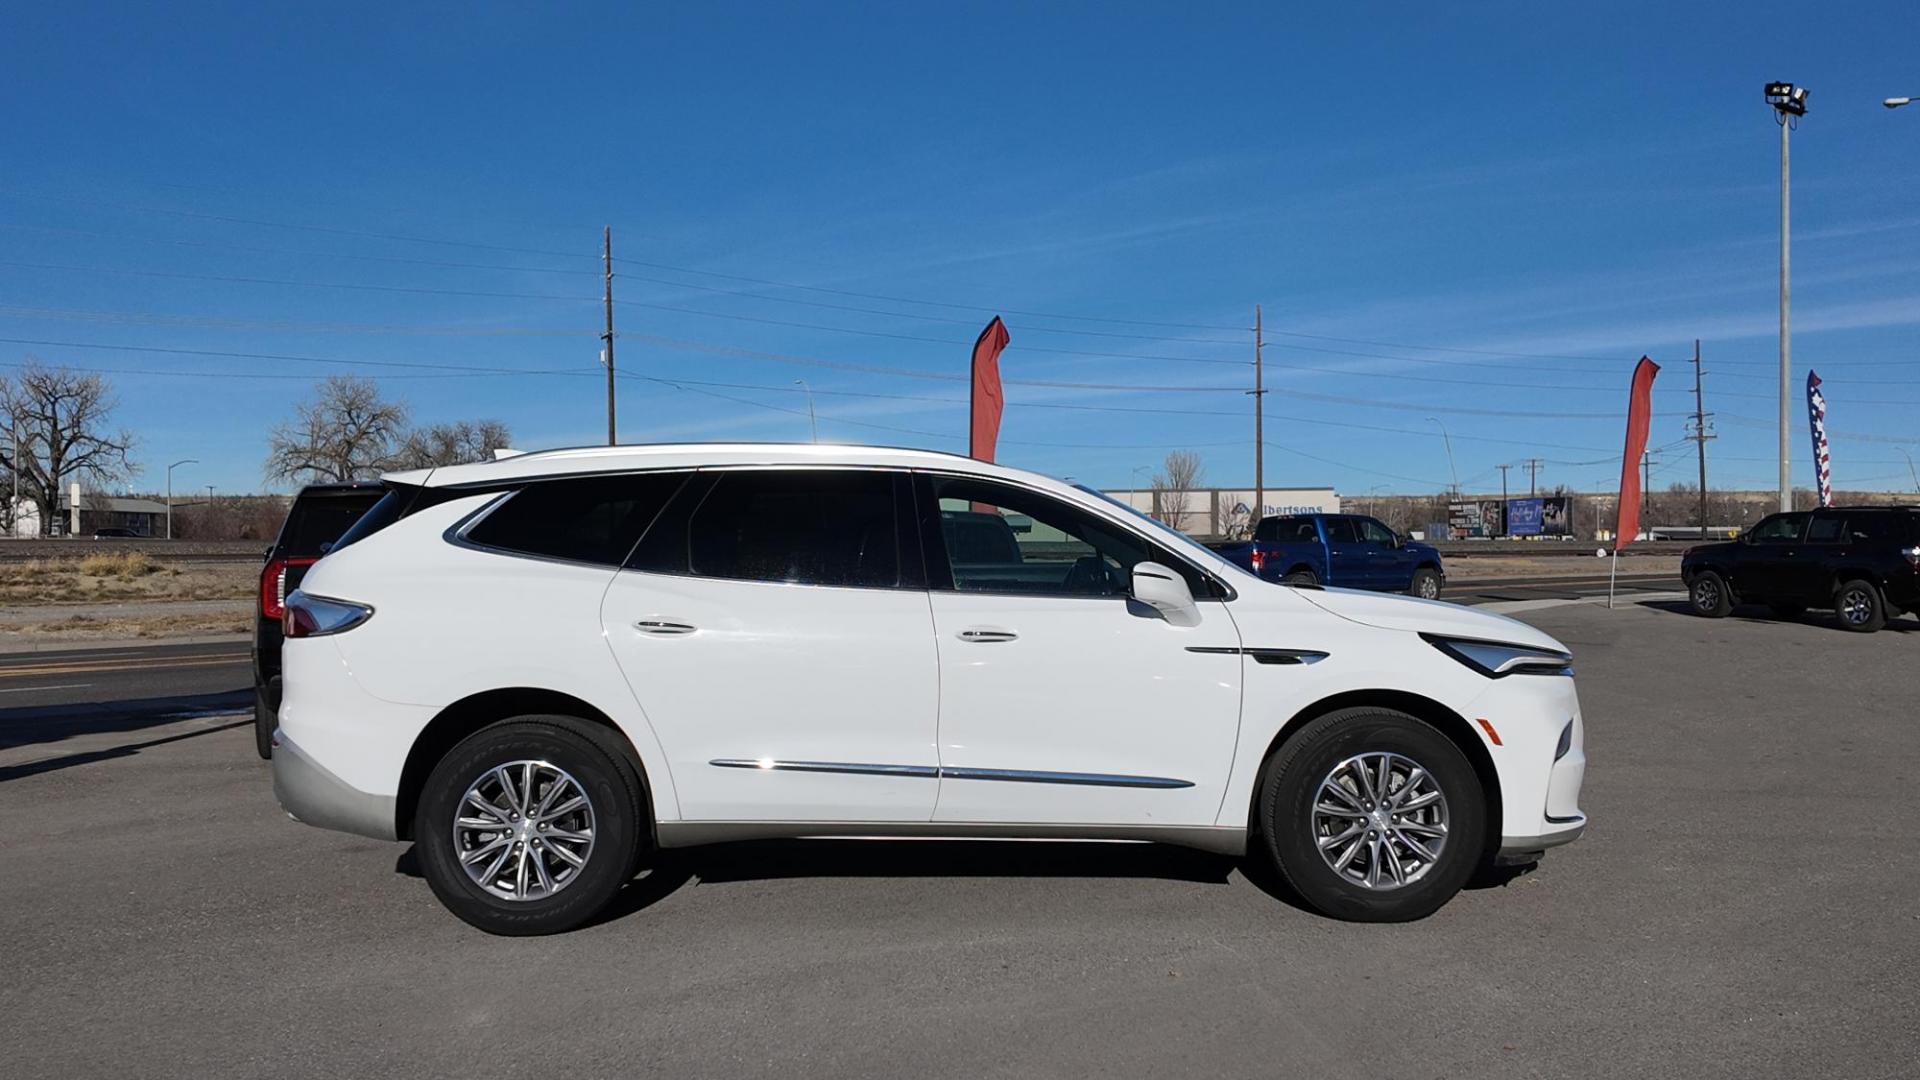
[709,759,1193,789]
[1184,646,1329,665]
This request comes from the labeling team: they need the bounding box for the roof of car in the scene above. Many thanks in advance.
[386,442,1061,490]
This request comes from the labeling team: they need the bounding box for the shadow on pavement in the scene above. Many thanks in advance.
[0,717,250,783]
[0,688,252,753]
[1635,598,1920,632]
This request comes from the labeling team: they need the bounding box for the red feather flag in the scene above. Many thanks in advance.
[969,317,1010,462]
[1613,356,1661,550]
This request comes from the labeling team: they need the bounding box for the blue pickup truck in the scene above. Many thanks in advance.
[1212,513,1447,599]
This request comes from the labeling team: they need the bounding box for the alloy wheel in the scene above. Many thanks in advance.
[1693,579,1721,612]
[454,760,597,902]
[1311,752,1449,890]
[1841,587,1874,625]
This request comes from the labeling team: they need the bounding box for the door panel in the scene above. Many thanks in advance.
[600,468,939,822]
[926,592,1243,825]
[916,472,1244,827]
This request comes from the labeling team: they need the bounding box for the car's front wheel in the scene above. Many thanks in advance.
[1689,571,1732,618]
[415,716,646,935]
[1408,567,1443,600]
[1257,707,1485,922]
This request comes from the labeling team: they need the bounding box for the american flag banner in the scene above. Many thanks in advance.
[1806,370,1833,508]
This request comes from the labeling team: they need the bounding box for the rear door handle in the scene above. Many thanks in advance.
[958,627,1018,644]
[635,619,697,636]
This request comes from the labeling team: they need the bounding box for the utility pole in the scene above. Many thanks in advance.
[602,226,617,447]
[1523,457,1543,497]
[1251,305,1266,521]
[1687,339,1715,539]
[1765,82,1807,512]
[1642,452,1654,529]
[1497,464,1510,503]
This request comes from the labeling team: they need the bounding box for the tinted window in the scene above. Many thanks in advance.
[1749,513,1806,544]
[925,475,1222,599]
[1844,512,1915,544]
[685,470,900,587]
[1321,517,1359,544]
[278,490,384,556]
[328,485,469,553]
[465,472,686,566]
[1260,517,1317,542]
[1356,517,1396,544]
[1806,513,1847,543]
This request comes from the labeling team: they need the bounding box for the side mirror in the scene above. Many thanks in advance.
[1130,560,1201,627]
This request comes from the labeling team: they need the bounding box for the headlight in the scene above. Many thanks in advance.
[1421,633,1573,678]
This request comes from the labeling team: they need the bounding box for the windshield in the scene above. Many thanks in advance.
[1072,484,1248,575]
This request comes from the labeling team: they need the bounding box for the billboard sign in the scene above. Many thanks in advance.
[1447,500,1505,539]
[1506,496,1573,538]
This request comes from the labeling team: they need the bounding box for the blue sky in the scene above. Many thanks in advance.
[4,2,1920,498]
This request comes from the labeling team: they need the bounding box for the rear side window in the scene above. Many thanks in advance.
[277,491,385,556]
[463,473,687,567]
[683,470,901,588]
[1806,513,1847,543]
[1321,517,1359,544]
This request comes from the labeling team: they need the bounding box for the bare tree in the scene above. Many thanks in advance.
[1150,450,1205,531]
[392,419,513,470]
[266,376,410,484]
[0,359,137,535]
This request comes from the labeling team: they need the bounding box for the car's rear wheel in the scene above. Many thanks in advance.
[1835,579,1886,633]
[253,686,275,760]
[1408,567,1443,600]
[1689,571,1732,617]
[1258,707,1485,922]
[415,716,645,935]
[1282,568,1319,587]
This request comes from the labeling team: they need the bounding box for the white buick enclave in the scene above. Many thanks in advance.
[272,443,1585,934]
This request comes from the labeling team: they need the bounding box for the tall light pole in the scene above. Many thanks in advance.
[1426,417,1459,498]
[1885,97,1917,110]
[1900,448,1919,495]
[1767,81,1808,513]
[165,458,197,540]
[792,380,818,443]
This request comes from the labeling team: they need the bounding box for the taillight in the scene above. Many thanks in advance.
[260,557,318,621]
[1250,549,1266,573]
[1903,545,1920,571]
[282,590,373,639]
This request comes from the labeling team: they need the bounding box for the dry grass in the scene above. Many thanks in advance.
[0,556,252,605]
[0,608,251,641]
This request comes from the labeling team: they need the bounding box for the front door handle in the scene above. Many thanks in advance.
[958,627,1018,644]
[635,619,697,636]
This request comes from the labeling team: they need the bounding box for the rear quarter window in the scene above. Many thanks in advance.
[461,472,688,567]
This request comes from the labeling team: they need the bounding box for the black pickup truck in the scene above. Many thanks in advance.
[1681,506,1920,632]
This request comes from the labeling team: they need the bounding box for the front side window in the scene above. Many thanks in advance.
[683,469,902,588]
[924,474,1221,598]
[1321,517,1359,544]
[1356,517,1396,545]
[463,472,687,566]
[1749,513,1807,545]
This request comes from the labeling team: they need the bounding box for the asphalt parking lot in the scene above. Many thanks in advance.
[3,598,1916,1079]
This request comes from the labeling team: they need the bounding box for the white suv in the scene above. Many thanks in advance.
[273,443,1585,934]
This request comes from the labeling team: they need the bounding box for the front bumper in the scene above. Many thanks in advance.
[1496,815,1586,864]
[271,729,398,841]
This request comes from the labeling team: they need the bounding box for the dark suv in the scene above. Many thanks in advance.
[1682,506,1920,632]
[252,482,384,758]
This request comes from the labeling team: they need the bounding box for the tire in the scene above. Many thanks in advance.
[1282,568,1319,587]
[1257,707,1486,923]
[1408,567,1443,601]
[1768,602,1805,620]
[1688,571,1732,618]
[414,716,646,935]
[1834,579,1886,633]
[253,686,275,760]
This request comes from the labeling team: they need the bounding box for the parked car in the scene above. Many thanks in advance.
[1213,513,1446,598]
[1682,506,1920,632]
[271,444,1586,934]
[252,481,385,759]
[90,527,141,539]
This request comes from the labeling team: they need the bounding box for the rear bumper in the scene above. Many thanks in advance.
[271,729,397,841]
